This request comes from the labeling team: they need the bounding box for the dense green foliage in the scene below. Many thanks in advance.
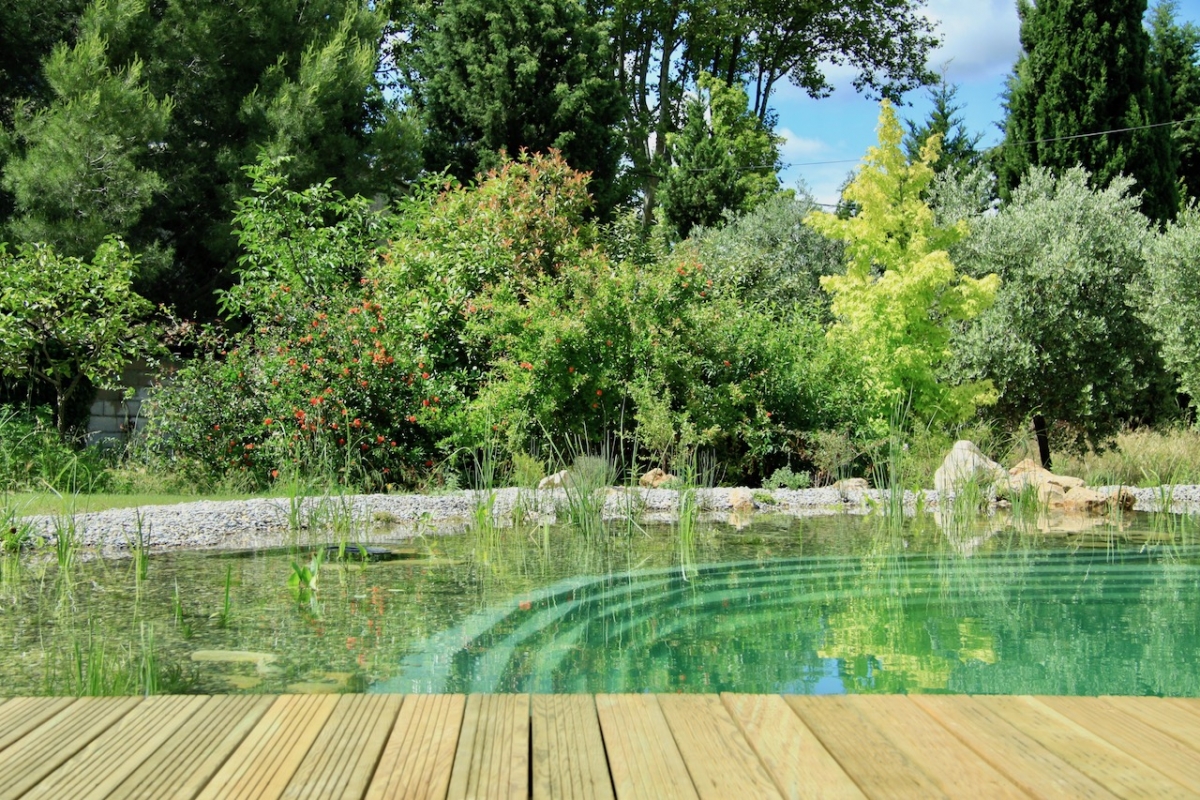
[658,74,781,240]
[1140,203,1200,405]
[1149,0,1200,202]
[952,168,1165,452]
[998,0,1178,221]
[806,102,998,431]
[0,238,160,437]
[412,0,624,216]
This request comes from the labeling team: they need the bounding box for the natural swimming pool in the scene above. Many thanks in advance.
[2,511,1198,696]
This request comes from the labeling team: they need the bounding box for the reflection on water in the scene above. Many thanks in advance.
[1,511,1198,696]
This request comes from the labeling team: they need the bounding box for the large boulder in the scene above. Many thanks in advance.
[1006,459,1085,494]
[934,441,1009,497]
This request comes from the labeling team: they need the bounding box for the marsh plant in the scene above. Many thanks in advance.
[559,454,616,537]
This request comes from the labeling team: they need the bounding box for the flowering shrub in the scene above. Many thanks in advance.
[373,151,869,480]
[143,160,433,489]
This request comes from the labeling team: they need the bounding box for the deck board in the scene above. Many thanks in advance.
[108,694,275,800]
[366,694,465,800]
[842,695,1026,799]
[721,693,864,800]
[284,694,403,799]
[0,697,76,753]
[1100,696,1200,752]
[531,694,614,800]
[446,694,530,800]
[1039,696,1200,793]
[0,692,1197,798]
[658,694,782,800]
[973,696,1193,799]
[910,694,1117,799]
[197,694,340,800]
[595,694,698,800]
[0,696,140,799]
[24,695,208,800]
[786,695,948,799]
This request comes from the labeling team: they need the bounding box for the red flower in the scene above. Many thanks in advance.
[263,418,274,426]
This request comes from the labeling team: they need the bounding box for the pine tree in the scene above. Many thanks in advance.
[658,73,781,240]
[415,0,623,215]
[904,78,983,177]
[998,0,1178,222]
[1149,0,1200,202]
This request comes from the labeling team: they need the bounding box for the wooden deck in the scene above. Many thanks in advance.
[0,694,1198,799]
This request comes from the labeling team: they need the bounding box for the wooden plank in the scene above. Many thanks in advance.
[531,694,614,800]
[446,694,530,800]
[594,694,698,800]
[23,695,208,800]
[1101,696,1200,753]
[196,694,340,800]
[911,695,1117,800]
[784,696,947,799]
[841,695,1026,798]
[366,694,465,800]
[973,696,1192,798]
[283,694,403,800]
[0,696,141,799]
[1038,696,1200,793]
[657,694,781,800]
[721,694,863,800]
[1164,698,1200,726]
[0,697,76,753]
[109,695,275,800]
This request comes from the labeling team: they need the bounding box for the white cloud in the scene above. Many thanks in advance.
[777,127,829,162]
[923,0,1022,82]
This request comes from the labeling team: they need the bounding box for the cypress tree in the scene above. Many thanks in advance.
[998,0,1179,222]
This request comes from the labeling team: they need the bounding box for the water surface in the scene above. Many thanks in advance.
[1,511,1197,696]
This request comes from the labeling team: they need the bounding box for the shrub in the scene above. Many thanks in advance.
[142,159,425,490]
[762,465,811,490]
[1140,203,1200,416]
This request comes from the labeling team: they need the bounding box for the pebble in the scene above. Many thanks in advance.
[20,484,1200,553]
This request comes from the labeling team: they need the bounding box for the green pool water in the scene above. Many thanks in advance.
[2,511,1198,696]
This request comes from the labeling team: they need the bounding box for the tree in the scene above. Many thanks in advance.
[952,167,1164,465]
[658,73,781,240]
[0,0,87,125]
[134,0,415,314]
[684,190,844,315]
[1139,203,1200,415]
[1,0,172,272]
[0,238,160,438]
[998,0,1178,222]
[804,101,999,431]
[904,77,983,177]
[547,0,939,221]
[412,0,624,214]
[1149,0,1200,202]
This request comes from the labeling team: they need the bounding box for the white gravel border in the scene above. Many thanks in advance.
[19,484,1200,554]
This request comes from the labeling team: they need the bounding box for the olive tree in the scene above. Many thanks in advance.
[0,238,161,437]
[952,167,1164,465]
[1140,204,1200,417]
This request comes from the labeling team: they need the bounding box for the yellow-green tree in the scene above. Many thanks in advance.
[805,101,999,430]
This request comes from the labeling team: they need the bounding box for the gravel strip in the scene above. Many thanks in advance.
[19,484,1200,554]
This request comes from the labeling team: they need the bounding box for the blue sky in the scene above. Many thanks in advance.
[776,0,1200,206]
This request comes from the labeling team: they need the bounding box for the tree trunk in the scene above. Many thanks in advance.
[1033,414,1052,470]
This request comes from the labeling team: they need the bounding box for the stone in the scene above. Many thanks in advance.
[190,650,277,665]
[1106,486,1137,512]
[537,469,573,490]
[729,488,756,513]
[933,440,1009,497]
[1007,459,1085,492]
[833,478,869,492]
[1060,486,1108,514]
[639,468,676,489]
